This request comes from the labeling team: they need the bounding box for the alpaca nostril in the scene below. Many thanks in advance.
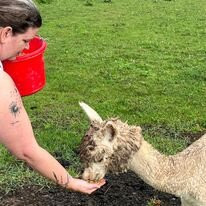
[82,168,91,181]
[94,174,99,181]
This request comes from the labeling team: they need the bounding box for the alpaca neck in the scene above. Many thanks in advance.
[128,139,185,196]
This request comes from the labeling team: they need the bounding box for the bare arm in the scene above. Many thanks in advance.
[0,71,105,193]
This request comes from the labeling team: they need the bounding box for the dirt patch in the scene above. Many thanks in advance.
[0,171,180,206]
[142,124,205,144]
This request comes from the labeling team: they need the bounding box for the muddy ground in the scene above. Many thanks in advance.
[1,130,203,206]
[0,171,181,206]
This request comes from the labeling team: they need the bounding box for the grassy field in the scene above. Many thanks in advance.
[0,0,206,192]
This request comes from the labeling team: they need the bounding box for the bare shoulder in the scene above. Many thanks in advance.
[0,72,34,152]
[0,71,23,114]
[0,71,21,98]
[0,71,16,90]
[0,70,13,81]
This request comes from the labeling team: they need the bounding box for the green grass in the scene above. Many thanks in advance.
[0,0,206,192]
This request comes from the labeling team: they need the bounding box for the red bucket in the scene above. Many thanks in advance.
[3,36,47,97]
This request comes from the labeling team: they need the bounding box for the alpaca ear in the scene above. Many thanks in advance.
[104,123,116,142]
[79,102,103,123]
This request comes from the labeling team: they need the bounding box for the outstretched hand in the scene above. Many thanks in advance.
[68,177,106,194]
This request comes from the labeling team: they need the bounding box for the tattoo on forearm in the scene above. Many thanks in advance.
[53,172,70,188]
[53,172,58,183]
[64,175,70,188]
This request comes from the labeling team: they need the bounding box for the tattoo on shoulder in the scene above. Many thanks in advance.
[9,101,21,117]
[9,88,22,118]
[10,87,19,97]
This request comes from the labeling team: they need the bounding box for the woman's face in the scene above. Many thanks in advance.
[0,27,39,61]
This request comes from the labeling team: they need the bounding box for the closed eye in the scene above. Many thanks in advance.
[23,40,29,43]
[88,146,94,151]
[98,158,103,162]
[94,155,104,163]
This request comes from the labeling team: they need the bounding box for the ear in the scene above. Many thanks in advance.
[79,102,103,123]
[0,27,13,43]
[103,122,116,142]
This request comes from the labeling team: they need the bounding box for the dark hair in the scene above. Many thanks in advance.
[0,0,42,35]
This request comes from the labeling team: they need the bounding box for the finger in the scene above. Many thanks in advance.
[97,179,106,187]
[94,179,106,187]
[87,189,96,194]
[85,186,100,194]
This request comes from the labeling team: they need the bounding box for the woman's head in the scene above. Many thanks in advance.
[0,0,42,35]
[0,0,42,61]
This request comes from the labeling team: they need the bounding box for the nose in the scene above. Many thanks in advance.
[82,168,91,181]
[25,42,30,50]
[82,168,104,182]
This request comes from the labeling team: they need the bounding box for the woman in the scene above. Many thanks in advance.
[0,0,105,194]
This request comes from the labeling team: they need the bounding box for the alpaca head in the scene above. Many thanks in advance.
[79,102,142,182]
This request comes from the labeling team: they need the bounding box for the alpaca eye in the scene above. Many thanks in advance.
[98,158,103,162]
[93,127,99,131]
[94,156,104,163]
[90,124,100,131]
[88,146,94,151]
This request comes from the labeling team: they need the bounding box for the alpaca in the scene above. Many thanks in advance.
[79,102,206,206]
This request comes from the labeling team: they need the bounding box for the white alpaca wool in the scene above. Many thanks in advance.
[79,102,206,206]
